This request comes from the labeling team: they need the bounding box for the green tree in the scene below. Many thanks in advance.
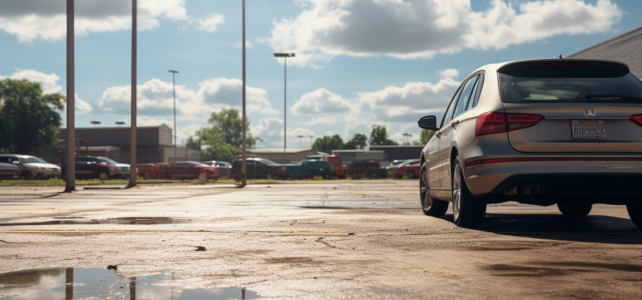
[191,109,260,161]
[419,129,436,145]
[0,79,64,154]
[344,133,368,149]
[312,134,344,154]
[369,125,398,146]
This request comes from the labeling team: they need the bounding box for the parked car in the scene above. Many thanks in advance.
[393,159,421,179]
[346,160,381,179]
[95,157,131,179]
[202,160,232,178]
[231,157,285,180]
[167,161,220,180]
[388,159,413,173]
[418,58,642,228]
[0,154,61,179]
[66,156,117,180]
[137,163,162,179]
[0,162,20,180]
[284,160,334,179]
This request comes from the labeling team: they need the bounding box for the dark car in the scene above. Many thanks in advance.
[231,157,285,180]
[346,160,381,179]
[63,156,117,180]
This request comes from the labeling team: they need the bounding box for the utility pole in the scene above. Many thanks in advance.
[298,135,304,148]
[273,52,295,163]
[128,0,137,187]
[65,0,75,192]
[239,0,247,187]
[169,70,178,160]
[309,135,314,148]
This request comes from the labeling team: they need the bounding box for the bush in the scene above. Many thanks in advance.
[313,175,323,181]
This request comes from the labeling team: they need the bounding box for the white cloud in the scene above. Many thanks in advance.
[235,40,254,48]
[0,0,189,43]
[269,0,622,66]
[197,14,225,33]
[251,117,283,139]
[97,78,276,119]
[3,69,93,114]
[439,68,459,78]
[303,116,338,126]
[291,88,352,115]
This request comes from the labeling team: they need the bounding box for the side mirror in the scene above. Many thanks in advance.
[417,115,439,130]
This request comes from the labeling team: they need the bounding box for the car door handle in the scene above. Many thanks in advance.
[452,120,460,128]
[435,131,442,137]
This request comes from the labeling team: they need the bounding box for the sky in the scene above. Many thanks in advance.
[1,0,640,149]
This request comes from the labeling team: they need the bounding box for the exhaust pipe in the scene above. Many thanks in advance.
[525,184,540,195]
[505,183,527,195]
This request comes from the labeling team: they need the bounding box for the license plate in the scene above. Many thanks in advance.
[572,120,606,139]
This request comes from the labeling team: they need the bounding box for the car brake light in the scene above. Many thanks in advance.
[506,114,544,131]
[476,112,544,136]
[475,112,506,135]
[632,115,642,126]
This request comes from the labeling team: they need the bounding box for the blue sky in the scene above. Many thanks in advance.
[1,0,640,148]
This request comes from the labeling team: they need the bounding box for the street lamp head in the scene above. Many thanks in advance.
[115,121,125,126]
[273,53,295,57]
[91,121,101,125]
[169,70,178,74]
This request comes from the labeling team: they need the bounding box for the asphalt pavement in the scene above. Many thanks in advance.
[0,181,641,299]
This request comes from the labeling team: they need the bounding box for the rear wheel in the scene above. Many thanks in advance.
[420,164,448,216]
[452,157,486,227]
[627,203,642,228]
[557,202,592,217]
[98,172,109,181]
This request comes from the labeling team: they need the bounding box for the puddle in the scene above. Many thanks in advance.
[0,268,258,299]
[0,217,187,227]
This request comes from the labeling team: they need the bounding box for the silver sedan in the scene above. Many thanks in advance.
[418,59,642,228]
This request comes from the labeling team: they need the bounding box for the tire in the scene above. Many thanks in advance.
[98,172,109,181]
[557,202,592,217]
[20,172,32,181]
[626,203,642,228]
[420,164,448,216]
[452,156,486,227]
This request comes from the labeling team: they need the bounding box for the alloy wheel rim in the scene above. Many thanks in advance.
[421,171,432,210]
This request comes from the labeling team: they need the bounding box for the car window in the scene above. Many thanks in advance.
[453,75,479,119]
[442,87,462,127]
[0,157,15,163]
[469,74,484,109]
[75,157,87,162]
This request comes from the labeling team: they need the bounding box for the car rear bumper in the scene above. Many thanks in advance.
[464,157,642,196]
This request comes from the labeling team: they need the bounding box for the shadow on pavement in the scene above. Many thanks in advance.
[475,213,642,244]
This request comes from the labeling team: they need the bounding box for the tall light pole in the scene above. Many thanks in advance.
[273,52,295,163]
[116,121,125,152]
[309,135,314,148]
[239,0,247,187]
[298,135,304,148]
[65,0,75,192]
[128,0,137,188]
[169,70,178,160]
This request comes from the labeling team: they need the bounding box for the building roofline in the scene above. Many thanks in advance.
[568,26,642,58]
[60,124,172,130]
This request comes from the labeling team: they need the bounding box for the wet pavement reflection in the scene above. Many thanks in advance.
[0,268,258,299]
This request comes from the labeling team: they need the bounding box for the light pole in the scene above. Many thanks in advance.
[273,52,295,163]
[65,0,75,192]
[91,121,100,127]
[169,70,178,160]
[298,135,304,148]
[402,133,412,145]
[116,122,125,152]
[128,0,137,188]
[309,135,314,148]
[239,0,247,187]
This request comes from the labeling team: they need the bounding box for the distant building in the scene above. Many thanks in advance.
[332,150,385,163]
[50,125,200,164]
[568,26,642,79]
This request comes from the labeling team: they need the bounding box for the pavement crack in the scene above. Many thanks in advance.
[315,237,339,249]
[0,240,13,243]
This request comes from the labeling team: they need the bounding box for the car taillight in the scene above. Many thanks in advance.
[506,114,544,131]
[632,115,642,126]
[475,112,544,136]
[475,112,506,135]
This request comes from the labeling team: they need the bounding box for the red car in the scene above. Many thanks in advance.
[394,159,421,179]
[137,163,163,179]
[167,161,220,180]
[326,155,346,179]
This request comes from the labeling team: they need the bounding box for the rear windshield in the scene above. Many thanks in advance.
[21,157,48,164]
[499,68,642,104]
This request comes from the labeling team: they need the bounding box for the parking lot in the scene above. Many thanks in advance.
[1,181,641,299]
